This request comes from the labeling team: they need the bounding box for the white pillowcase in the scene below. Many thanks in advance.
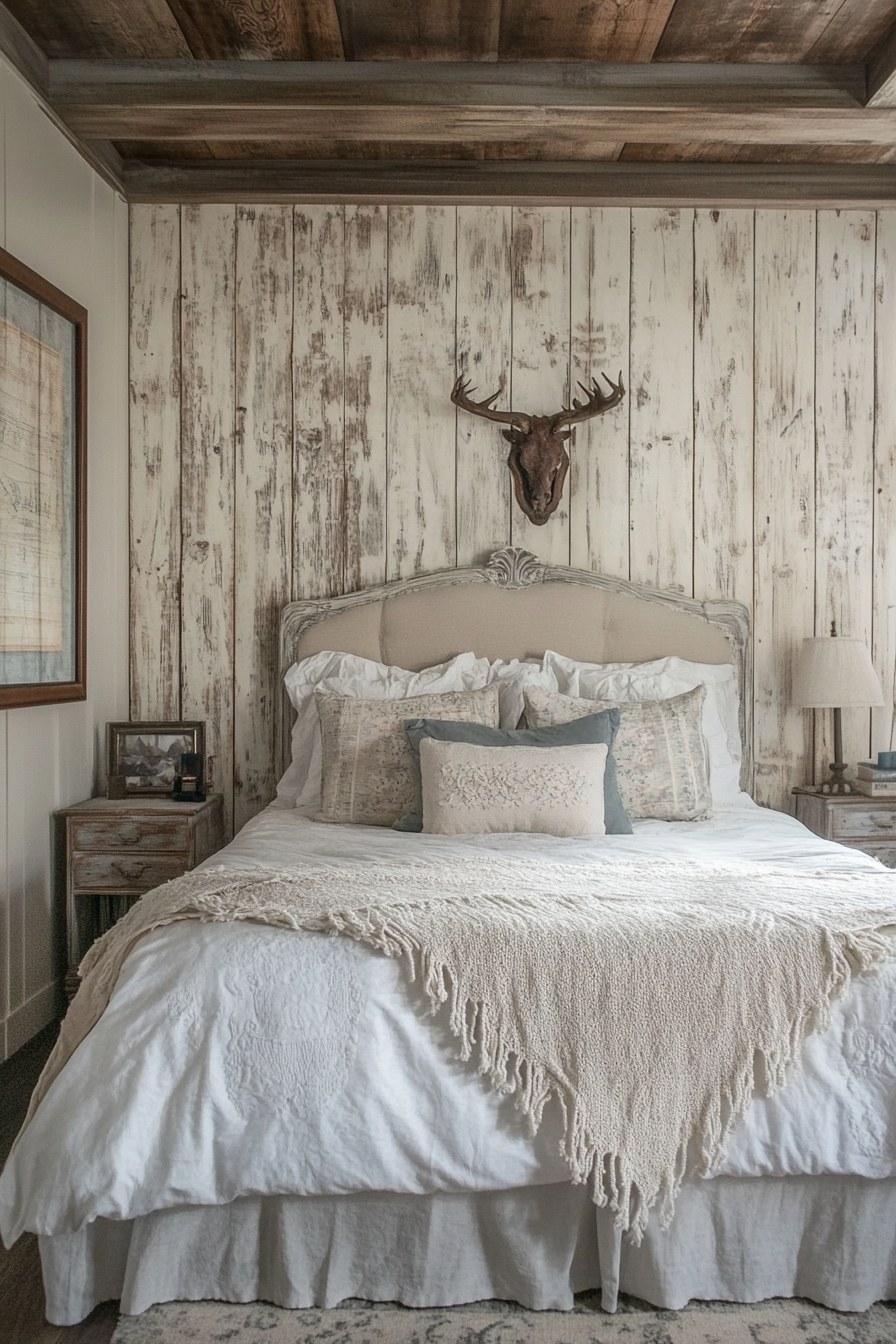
[543,651,746,809]
[277,650,492,813]
[419,738,608,837]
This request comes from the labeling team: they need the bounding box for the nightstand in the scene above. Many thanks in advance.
[792,787,896,868]
[58,795,225,997]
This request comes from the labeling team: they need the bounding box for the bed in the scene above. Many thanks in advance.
[2,546,896,1325]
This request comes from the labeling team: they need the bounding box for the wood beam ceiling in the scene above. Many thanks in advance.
[123,159,896,208]
[51,60,887,148]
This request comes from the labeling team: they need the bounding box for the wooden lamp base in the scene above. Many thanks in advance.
[815,706,854,794]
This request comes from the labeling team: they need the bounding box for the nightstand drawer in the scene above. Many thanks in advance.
[70,816,191,852]
[72,851,188,892]
[830,808,896,840]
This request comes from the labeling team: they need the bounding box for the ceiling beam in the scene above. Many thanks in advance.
[49,59,888,147]
[867,23,896,107]
[123,159,896,207]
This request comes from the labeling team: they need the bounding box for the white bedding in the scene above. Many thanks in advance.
[3,798,896,1247]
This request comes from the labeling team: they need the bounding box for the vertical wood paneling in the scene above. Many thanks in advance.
[753,210,816,807]
[344,204,388,591]
[129,204,181,719]
[127,202,896,829]
[293,205,346,599]
[569,207,631,577]
[814,211,876,778]
[510,206,571,565]
[874,212,896,756]
[180,204,236,833]
[387,205,457,578]
[693,209,754,605]
[629,208,695,593]
[234,206,293,831]
[456,205,513,565]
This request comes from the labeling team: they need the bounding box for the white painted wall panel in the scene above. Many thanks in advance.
[0,60,128,1058]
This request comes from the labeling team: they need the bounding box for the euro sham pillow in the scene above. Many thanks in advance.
[276,650,492,812]
[395,709,631,834]
[419,738,608,837]
[542,651,744,808]
[315,683,500,826]
[525,684,712,821]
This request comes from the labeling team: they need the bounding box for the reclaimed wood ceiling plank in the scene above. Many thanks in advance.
[114,138,624,162]
[164,0,344,59]
[802,0,896,63]
[620,142,896,164]
[656,0,896,63]
[52,60,880,146]
[335,0,501,60]
[3,0,191,57]
[122,158,896,207]
[497,0,677,61]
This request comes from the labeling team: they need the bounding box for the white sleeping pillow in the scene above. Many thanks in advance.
[277,650,492,812]
[543,650,745,809]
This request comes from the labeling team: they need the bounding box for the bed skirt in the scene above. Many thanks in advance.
[39,1174,896,1326]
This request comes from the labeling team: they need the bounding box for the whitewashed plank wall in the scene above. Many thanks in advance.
[0,57,129,1062]
[129,204,896,832]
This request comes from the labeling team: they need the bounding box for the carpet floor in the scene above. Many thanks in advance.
[110,1294,896,1343]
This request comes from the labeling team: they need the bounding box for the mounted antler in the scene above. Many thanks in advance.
[450,376,531,431]
[450,369,626,526]
[552,373,625,430]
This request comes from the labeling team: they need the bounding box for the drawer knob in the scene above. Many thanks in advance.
[112,859,147,881]
[872,815,896,830]
[119,823,142,845]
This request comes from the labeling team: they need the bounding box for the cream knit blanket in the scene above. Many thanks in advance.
[22,856,896,1239]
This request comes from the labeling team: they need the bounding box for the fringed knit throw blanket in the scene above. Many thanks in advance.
[22,857,896,1239]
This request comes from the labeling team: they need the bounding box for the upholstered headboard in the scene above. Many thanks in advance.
[278,547,752,789]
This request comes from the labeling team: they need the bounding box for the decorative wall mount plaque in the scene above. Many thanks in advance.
[0,246,87,708]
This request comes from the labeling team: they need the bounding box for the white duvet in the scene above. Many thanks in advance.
[3,798,896,1245]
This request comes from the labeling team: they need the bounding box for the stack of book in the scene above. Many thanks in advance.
[854,762,896,797]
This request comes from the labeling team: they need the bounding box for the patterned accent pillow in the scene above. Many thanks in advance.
[419,738,608,837]
[315,684,500,826]
[524,684,712,821]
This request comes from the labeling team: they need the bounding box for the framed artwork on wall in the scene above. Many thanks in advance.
[0,245,87,709]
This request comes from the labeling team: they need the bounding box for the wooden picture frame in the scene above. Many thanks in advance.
[106,721,205,796]
[0,246,87,709]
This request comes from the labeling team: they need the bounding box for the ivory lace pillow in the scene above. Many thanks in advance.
[524,684,712,821]
[316,684,500,826]
[419,738,608,837]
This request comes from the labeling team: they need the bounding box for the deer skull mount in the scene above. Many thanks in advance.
[450,371,626,525]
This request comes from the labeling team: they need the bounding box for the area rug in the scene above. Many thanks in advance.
[111,1294,896,1343]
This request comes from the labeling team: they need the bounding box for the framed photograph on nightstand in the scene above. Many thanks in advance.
[106,721,205,796]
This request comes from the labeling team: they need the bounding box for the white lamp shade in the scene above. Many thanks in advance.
[792,636,884,709]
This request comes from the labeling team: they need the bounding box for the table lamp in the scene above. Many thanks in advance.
[792,625,884,794]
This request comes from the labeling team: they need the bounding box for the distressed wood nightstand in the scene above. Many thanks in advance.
[58,795,225,997]
[792,787,896,868]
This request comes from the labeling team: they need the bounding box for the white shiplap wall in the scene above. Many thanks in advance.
[129,203,896,836]
[0,58,129,1060]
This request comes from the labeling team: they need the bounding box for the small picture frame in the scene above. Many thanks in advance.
[106,721,205,797]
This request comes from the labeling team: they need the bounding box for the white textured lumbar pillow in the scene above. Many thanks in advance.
[419,738,607,837]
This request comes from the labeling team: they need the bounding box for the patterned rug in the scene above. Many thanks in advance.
[111,1294,896,1343]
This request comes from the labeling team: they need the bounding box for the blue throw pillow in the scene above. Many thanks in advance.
[394,710,632,835]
